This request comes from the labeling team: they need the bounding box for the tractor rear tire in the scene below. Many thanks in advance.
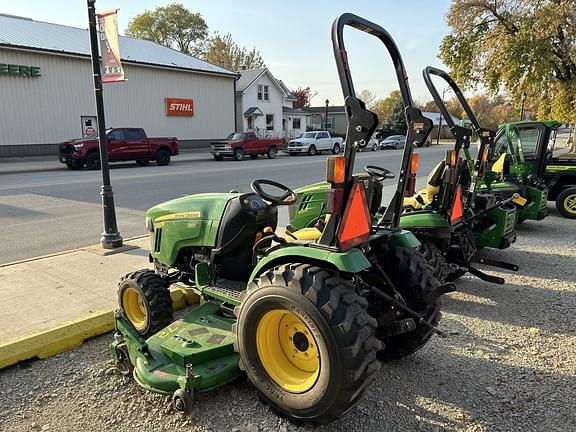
[556,187,576,219]
[234,263,381,426]
[420,240,451,283]
[118,270,173,338]
[369,244,443,361]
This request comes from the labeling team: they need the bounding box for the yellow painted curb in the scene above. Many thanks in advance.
[0,310,114,370]
[0,288,199,370]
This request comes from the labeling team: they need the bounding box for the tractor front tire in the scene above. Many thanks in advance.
[420,240,451,283]
[370,244,443,361]
[234,264,381,426]
[118,270,173,338]
[556,187,576,219]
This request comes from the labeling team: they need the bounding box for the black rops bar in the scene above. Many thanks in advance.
[331,13,433,229]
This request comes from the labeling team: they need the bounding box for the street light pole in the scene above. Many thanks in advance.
[87,0,123,249]
[325,99,329,131]
[519,92,527,121]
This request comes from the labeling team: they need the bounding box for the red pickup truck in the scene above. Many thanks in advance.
[58,128,179,170]
[210,132,284,161]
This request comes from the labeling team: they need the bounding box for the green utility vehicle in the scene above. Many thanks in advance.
[492,121,576,219]
[111,14,449,426]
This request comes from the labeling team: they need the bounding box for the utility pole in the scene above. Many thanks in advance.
[87,0,123,249]
[325,99,329,131]
[519,92,527,121]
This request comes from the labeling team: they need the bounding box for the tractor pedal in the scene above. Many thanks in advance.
[377,318,417,337]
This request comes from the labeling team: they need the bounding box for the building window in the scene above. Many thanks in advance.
[266,114,274,131]
[258,84,269,101]
[325,116,334,129]
[292,118,301,129]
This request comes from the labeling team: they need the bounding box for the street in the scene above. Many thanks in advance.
[0,145,450,264]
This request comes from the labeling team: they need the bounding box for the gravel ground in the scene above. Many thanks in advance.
[1,204,575,432]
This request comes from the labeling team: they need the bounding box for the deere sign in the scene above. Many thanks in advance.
[0,63,41,77]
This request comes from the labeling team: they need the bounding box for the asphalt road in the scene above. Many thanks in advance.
[0,145,450,264]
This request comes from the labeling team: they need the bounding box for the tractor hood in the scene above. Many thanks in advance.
[146,192,239,222]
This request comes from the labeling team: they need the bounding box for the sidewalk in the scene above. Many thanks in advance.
[0,237,154,369]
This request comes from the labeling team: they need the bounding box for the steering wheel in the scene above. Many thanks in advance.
[251,179,297,206]
[364,165,395,181]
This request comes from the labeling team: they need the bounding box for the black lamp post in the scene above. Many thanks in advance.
[87,0,123,249]
[324,99,329,131]
[519,92,527,121]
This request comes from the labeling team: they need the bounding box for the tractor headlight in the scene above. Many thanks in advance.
[145,216,153,232]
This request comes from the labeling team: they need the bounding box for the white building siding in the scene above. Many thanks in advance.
[241,74,283,136]
[0,48,235,146]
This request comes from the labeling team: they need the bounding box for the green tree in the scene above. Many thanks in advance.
[440,0,576,123]
[387,100,407,134]
[204,32,265,71]
[373,90,402,126]
[126,3,208,57]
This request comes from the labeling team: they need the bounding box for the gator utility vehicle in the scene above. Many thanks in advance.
[492,121,576,219]
[111,14,449,426]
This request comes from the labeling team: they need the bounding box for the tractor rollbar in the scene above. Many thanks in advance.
[331,13,432,229]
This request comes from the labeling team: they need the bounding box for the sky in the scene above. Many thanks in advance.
[0,0,453,106]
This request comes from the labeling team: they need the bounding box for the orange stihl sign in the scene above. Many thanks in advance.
[166,98,194,117]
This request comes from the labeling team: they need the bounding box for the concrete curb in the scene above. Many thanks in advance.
[0,286,198,370]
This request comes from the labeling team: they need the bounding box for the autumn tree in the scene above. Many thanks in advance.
[357,89,377,110]
[126,3,208,57]
[291,86,317,109]
[204,32,265,71]
[373,90,402,126]
[440,0,576,123]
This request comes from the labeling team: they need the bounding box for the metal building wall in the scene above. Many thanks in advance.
[0,48,235,154]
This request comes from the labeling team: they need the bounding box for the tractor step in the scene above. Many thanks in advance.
[202,279,246,305]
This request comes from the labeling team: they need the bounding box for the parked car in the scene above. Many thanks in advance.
[357,137,380,152]
[58,128,179,170]
[380,134,406,150]
[285,131,343,155]
[374,128,403,141]
[210,132,283,161]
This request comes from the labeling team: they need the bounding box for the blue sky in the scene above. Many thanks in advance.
[1,0,453,106]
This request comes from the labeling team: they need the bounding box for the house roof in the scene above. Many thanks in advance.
[422,111,461,127]
[282,106,308,115]
[244,107,263,116]
[305,105,346,114]
[0,13,236,77]
[276,80,296,100]
[235,67,289,96]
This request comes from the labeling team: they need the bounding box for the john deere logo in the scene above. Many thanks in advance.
[0,63,41,77]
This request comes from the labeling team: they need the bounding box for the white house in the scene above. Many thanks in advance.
[235,68,307,139]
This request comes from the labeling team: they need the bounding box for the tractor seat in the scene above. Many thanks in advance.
[402,160,446,210]
[490,153,513,178]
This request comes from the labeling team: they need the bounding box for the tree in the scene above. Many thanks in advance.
[440,0,576,123]
[387,100,408,134]
[357,89,377,110]
[291,86,317,109]
[373,90,402,126]
[204,32,265,71]
[126,3,209,57]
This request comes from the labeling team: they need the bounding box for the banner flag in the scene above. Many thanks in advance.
[97,9,125,83]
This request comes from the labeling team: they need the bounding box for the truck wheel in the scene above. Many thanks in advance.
[556,187,576,219]
[156,149,171,166]
[85,153,101,170]
[332,143,340,154]
[136,160,149,166]
[118,270,173,338]
[308,145,317,156]
[234,264,381,426]
[267,146,277,159]
[234,147,244,161]
[250,153,258,160]
[66,160,84,170]
[368,243,443,361]
[213,154,223,161]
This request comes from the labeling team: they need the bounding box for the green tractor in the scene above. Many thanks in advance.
[492,121,576,219]
[111,13,449,426]
[288,66,520,285]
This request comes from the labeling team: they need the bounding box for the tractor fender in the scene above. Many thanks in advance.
[248,245,370,283]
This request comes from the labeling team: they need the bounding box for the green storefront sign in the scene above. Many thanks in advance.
[0,63,41,77]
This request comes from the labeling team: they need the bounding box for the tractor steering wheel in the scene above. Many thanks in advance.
[251,179,297,206]
[364,165,395,182]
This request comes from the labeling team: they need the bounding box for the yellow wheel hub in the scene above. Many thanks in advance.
[122,287,148,330]
[256,309,320,393]
[564,193,576,215]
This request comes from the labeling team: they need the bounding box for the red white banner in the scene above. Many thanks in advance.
[97,9,125,83]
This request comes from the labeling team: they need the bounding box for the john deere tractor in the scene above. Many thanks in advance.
[492,121,576,219]
[111,14,448,426]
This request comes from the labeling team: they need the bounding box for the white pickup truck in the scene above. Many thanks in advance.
[285,131,343,156]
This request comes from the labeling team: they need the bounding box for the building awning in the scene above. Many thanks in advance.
[244,107,264,117]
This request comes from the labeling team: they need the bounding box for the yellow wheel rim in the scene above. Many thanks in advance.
[122,287,148,330]
[564,193,576,215]
[256,309,320,393]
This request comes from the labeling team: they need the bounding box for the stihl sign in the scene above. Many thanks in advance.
[166,97,194,117]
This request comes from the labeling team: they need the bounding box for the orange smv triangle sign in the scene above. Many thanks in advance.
[451,185,464,223]
[337,182,372,250]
